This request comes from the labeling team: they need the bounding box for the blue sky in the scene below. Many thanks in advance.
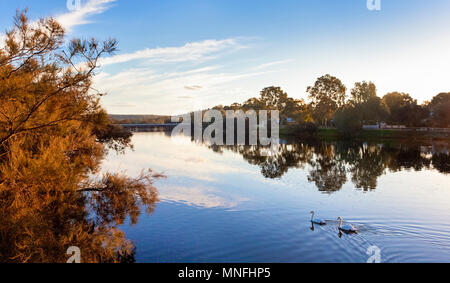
[1,0,450,115]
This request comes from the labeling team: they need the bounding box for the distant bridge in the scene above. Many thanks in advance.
[121,123,179,132]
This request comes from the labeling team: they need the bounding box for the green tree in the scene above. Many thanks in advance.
[350,81,377,105]
[363,96,389,122]
[242,97,264,111]
[428,92,450,127]
[259,86,291,123]
[349,82,388,124]
[333,104,363,135]
[382,92,428,126]
[382,92,415,122]
[283,97,309,122]
[307,74,347,126]
[260,86,289,110]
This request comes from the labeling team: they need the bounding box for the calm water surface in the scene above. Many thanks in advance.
[102,132,450,263]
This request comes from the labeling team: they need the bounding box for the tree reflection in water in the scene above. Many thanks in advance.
[0,169,160,263]
[207,140,450,193]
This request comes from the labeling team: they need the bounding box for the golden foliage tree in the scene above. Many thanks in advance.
[0,10,161,263]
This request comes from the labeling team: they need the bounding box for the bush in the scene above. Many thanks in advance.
[285,122,318,136]
[334,105,362,136]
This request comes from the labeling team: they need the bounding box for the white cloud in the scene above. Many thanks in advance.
[253,59,292,70]
[90,37,278,114]
[184,85,203,91]
[0,0,116,48]
[95,65,274,115]
[99,38,244,66]
[105,102,137,108]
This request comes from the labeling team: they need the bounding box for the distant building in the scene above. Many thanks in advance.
[362,124,380,130]
[286,117,296,124]
[362,123,408,130]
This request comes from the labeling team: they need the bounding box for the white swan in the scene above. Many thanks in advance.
[337,217,358,233]
[310,211,326,225]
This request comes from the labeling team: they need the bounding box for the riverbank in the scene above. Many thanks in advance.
[280,126,450,142]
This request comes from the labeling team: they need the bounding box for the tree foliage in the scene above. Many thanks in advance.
[382,92,428,126]
[0,10,161,263]
[350,81,377,105]
[342,82,389,130]
[260,86,289,110]
[307,74,347,126]
[333,104,363,135]
[211,86,312,126]
[428,92,450,127]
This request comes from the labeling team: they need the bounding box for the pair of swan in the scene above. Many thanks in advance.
[310,211,358,233]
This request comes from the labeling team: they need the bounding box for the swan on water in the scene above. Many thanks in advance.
[337,217,358,233]
[310,211,326,225]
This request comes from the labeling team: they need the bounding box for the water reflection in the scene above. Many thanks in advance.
[159,185,248,209]
[103,133,450,263]
[0,180,158,263]
[205,140,450,193]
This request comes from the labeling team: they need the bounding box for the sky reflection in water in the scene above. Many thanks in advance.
[103,132,450,263]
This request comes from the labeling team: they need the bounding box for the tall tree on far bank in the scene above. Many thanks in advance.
[260,86,289,110]
[350,81,377,105]
[382,92,428,126]
[242,97,264,111]
[307,74,347,126]
[259,86,290,122]
[428,92,450,127]
[350,81,388,124]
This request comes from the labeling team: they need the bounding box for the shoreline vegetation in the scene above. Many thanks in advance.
[111,78,450,142]
[110,117,450,142]
[281,126,450,142]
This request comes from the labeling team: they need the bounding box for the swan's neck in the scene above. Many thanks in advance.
[339,219,342,227]
[311,213,314,221]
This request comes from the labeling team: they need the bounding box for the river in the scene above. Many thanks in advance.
[102,132,450,263]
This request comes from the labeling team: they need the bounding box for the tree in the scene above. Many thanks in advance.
[259,86,291,123]
[345,144,386,191]
[0,10,161,262]
[230,102,242,111]
[307,74,347,126]
[307,145,347,193]
[359,96,389,123]
[348,81,388,124]
[382,92,415,122]
[242,97,264,111]
[382,92,428,126]
[333,104,363,135]
[350,81,377,105]
[282,97,309,123]
[428,92,450,127]
[260,86,289,110]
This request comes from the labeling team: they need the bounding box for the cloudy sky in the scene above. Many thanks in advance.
[1,0,450,115]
